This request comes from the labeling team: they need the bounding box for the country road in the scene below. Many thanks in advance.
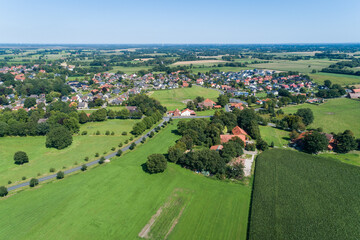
[7,115,213,191]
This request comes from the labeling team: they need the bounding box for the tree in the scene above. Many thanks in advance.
[303,132,329,154]
[220,140,244,162]
[24,97,37,108]
[225,163,244,180]
[324,80,332,88]
[146,154,167,173]
[256,139,269,151]
[335,131,357,153]
[167,146,184,163]
[217,94,229,107]
[0,186,8,197]
[14,151,29,165]
[81,164,87,171]
[78,111,89,124]
[46,126,73,149]
[29,178,39,187]
[99,156,105,164]
[129,142,136,150]
[116,149,122,156]
[295,108,314,126]
[131,122,146,135]
[56,171,64,179]
[0,121,9,137]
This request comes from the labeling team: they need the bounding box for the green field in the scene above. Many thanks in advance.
[249,59,334,73]
[0,119,139,186]
[283,98,360,137]
[249,149,360,240]
[0,121,251,240]
[309,72,360,86]
[259,126,289,147]
[150,86,220,110]
[109,66,152,74]
[320,151,360,167]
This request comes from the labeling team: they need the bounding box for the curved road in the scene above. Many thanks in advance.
[7,115,214,192]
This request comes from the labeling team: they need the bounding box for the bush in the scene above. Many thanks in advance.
[22,176,26,180]
[0,186,8,197]
[124,140,129,144]
[99,157,105,164]
[146,154,167,174]
[49,167,56,172]
[116,150,123,156]
[29,178,39,187]
[14,151,29,165]
[129,142,136,150]
[81,164,87,171]
[105,130,110,135]
[111,147,116,151]
[256,139,269,151]
[8,180,11,184]
[149,131,155,138]
[122,131,127,136]
[46,126,73,150]
[96,130,100,135]
[129,137,133,141]
[56,171,64,179]
[118,143,123,147]
[111,131,115,135]
[95,153,99,157]
[141,138,146,143]
[245,143,256,151]
[81,131,88,135]
[84,156,89,161]
[37,173,41,176]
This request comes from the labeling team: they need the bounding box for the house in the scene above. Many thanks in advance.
[220,134,246,144]
[198,98,216,109]
[126,106,138,113]
[168,109,181,117]
[181,108,196,116]
[210,145,223,151]
[348,89,360,99]
[292,131,335,150]
[78,102,88,109]
[196,79,204,85]
[232,126,248,136]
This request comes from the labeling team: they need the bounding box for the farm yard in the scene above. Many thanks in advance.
[149,85,220,110]
[0,119,140,186]
[0,121,251,240]
[248,149,360,240]
[282,98,360,137]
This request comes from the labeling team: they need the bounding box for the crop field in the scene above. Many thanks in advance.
[248,149,360,240]
[0,121,251,240]
[149,85,220,110]
[109,65,152,74]
[282,98,360,137]
[249,59,335,73]
[309,72,360,85]
[190,66,252,73]
[0,119,139,186]
[171,59,227,66]
[259,126,289,147]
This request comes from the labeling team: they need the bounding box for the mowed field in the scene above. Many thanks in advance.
[0,119,139,186]
[0,121,251,240]
[309,72,360,85]
[259,126,289,147]
[150,86,220,110]
[248,149,360,240]
[109,65,152,74]
[283,98,360,137]
[249,59,334,73]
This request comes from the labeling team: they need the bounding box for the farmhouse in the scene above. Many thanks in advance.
[348,89,360,99]
[198,98,216,109]
[167,108,196,117]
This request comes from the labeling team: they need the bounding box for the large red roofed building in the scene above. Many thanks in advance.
[232,126,248,136]
[198,98,216,109]
[220,134,246,145]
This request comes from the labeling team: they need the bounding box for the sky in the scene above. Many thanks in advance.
[0,0,359,44]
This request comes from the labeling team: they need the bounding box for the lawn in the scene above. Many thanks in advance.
[248,149,360,240]
[0,119,139,186]
[319,151,360,167]
[282,98,360,137]
[259,126,289,147]
[249,59,334,73]
[0,121,251,240]
[150,85,220,110]
[309,72,360,86]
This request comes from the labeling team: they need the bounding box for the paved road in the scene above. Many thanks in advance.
[7,115,216,192]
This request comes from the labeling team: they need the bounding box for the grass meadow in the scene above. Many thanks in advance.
[249,59,334,73]
[282,98,360,137]
[0,119,139,186]
[0,120,251,240]
[150,86,220,110]
[259,126,289,147]
[309,72,360,85]
[248,149,360,240]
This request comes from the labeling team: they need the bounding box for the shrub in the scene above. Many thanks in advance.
[105,130,110,135]
[56,171,64,179]
[116,150,122,157]
[0,186,8,197]
[29,178,39,187]
[129,137,133,141]
[81,131,88,135]
[7,180,11,184]
[118,143,123,147]
[146,154,167,174]
[22,176,26,180]
[99,157,105,164]
[84,156,89,161]
[122,131,127,136]
[149,131,155,138]
[256,139,269,151]
[14,151,29,165]
[49,167,56,172]
[124,140,129,144]
[46,126,73,150]
[129,142,136,150]
[111,131,115,135]
[95,153,99,157]
[270,141,275,148]
[37,173,41,176]
[74,161,78,165]
[245,143,256,151]
[81,164,87,171]
[141,138,146,143]
[96,130,100,135]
